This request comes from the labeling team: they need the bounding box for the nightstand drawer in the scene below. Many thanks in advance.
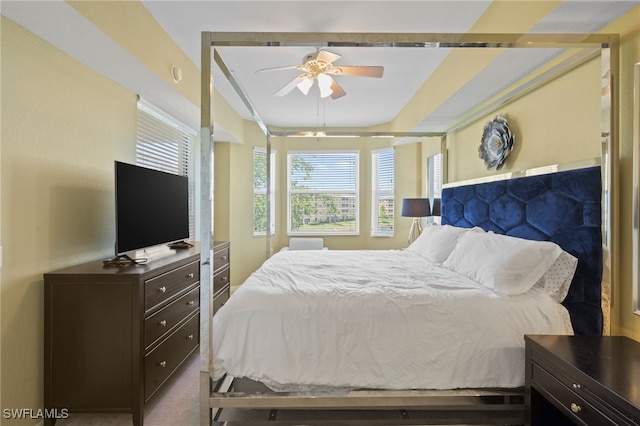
[144,312,199,401]
[144,286,200,350]
[145,261,200,312]
[532,362,629,425]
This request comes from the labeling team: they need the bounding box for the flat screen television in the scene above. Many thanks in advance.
[115,161,189,255]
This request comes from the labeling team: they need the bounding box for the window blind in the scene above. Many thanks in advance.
[372,148,394,236]
[253,147,276,235]
[428,153,443,199]
[288,151,359,235]
[136,99,197,238]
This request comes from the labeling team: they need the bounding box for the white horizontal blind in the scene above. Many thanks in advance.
[253,147,276,235]
[372,148,394,236]
[428,153,443,199]
[136,100,197,238]
[288,151,359,235]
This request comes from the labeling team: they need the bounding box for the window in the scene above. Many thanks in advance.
[427,153,443,199]
[427,153,443,223]
[136,99,197,238]
[288,151,359,235]
[253,147,276,235]
[371,148,394,236]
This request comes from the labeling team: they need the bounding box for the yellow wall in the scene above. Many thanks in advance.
[447,56,602,182]
[612,12,640,340]
[1,17,136,423]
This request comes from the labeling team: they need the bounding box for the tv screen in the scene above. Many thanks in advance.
[115,161,189,254]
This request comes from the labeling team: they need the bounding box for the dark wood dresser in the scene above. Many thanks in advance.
[525,334,640,426]
[43,245,200,426]
[213,241,230,314]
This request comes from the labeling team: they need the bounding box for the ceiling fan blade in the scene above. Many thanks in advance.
[330,66,384,78]
[257,64,303,73]
[329,77,346,100]
[316,49,341,64]
[274,74,308,97]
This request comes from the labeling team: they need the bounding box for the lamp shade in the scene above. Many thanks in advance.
[401,198,431,217]
[431,198,442,216]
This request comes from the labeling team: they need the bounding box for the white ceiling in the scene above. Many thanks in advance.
[2,1,638,139]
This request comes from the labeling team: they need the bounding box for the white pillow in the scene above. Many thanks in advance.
[532,250,578,302]
[442,231,563,296]
[406,224,483,264]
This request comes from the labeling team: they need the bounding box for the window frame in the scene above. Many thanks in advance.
[371,148,395,237]
[253,147,276,236]
[287,150,360,236]
[426,152,443,224]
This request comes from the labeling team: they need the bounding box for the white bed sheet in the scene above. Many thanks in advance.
[213,249,573,390]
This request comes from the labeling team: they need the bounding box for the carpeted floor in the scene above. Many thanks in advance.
[57,351,200,426]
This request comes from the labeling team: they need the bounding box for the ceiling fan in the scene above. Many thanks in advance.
[257,50,384,100]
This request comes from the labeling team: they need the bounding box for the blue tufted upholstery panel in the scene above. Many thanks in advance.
[442,166,603,336]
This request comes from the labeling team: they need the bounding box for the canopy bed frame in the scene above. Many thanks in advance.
[198,32,618,425]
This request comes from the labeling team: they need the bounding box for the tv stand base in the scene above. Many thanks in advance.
[168,241,193,250]
[102,254,147,267]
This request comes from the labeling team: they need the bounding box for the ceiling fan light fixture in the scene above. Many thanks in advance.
[317,73,333,98]
[296,77,313,95]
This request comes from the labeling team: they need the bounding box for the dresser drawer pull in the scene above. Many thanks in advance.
[572,383,581,390]
[222,256,228,261]
[187,334,194,340]
[222,276,228,281]
[159,361,167,368]
[187,272,194,278]
[570,403,582,414]
[187,301,195,306]
[159,320,167,327]
[159,286,167,293]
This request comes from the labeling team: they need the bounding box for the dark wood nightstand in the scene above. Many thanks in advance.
[525,335,640,426]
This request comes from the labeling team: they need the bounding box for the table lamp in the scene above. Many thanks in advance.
[401,198,431,244]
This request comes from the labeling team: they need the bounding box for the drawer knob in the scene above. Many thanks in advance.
[187,301,195,306]
[222,256,228,261]
[222,276,228,281]
[187,272,194,278]
[159,286,167,293]
[570,403,582,414]
[159,361,167,368]
[187,334,194,340]
[572,383,581,390]
[159,320,167,327]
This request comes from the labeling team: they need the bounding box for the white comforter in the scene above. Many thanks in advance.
[213,249,572,390]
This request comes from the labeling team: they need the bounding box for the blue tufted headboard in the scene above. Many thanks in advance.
[442,166,603,336]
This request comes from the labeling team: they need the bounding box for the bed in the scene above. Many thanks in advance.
[210,166,603,423]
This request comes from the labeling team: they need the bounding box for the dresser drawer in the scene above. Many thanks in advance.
[144,261,199,312]
[213,266,230,294]
[213,286,230,314]
[213,246,229,272]
[531,362,629,425]
[144,286,200,350]
[144,312,199,401]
